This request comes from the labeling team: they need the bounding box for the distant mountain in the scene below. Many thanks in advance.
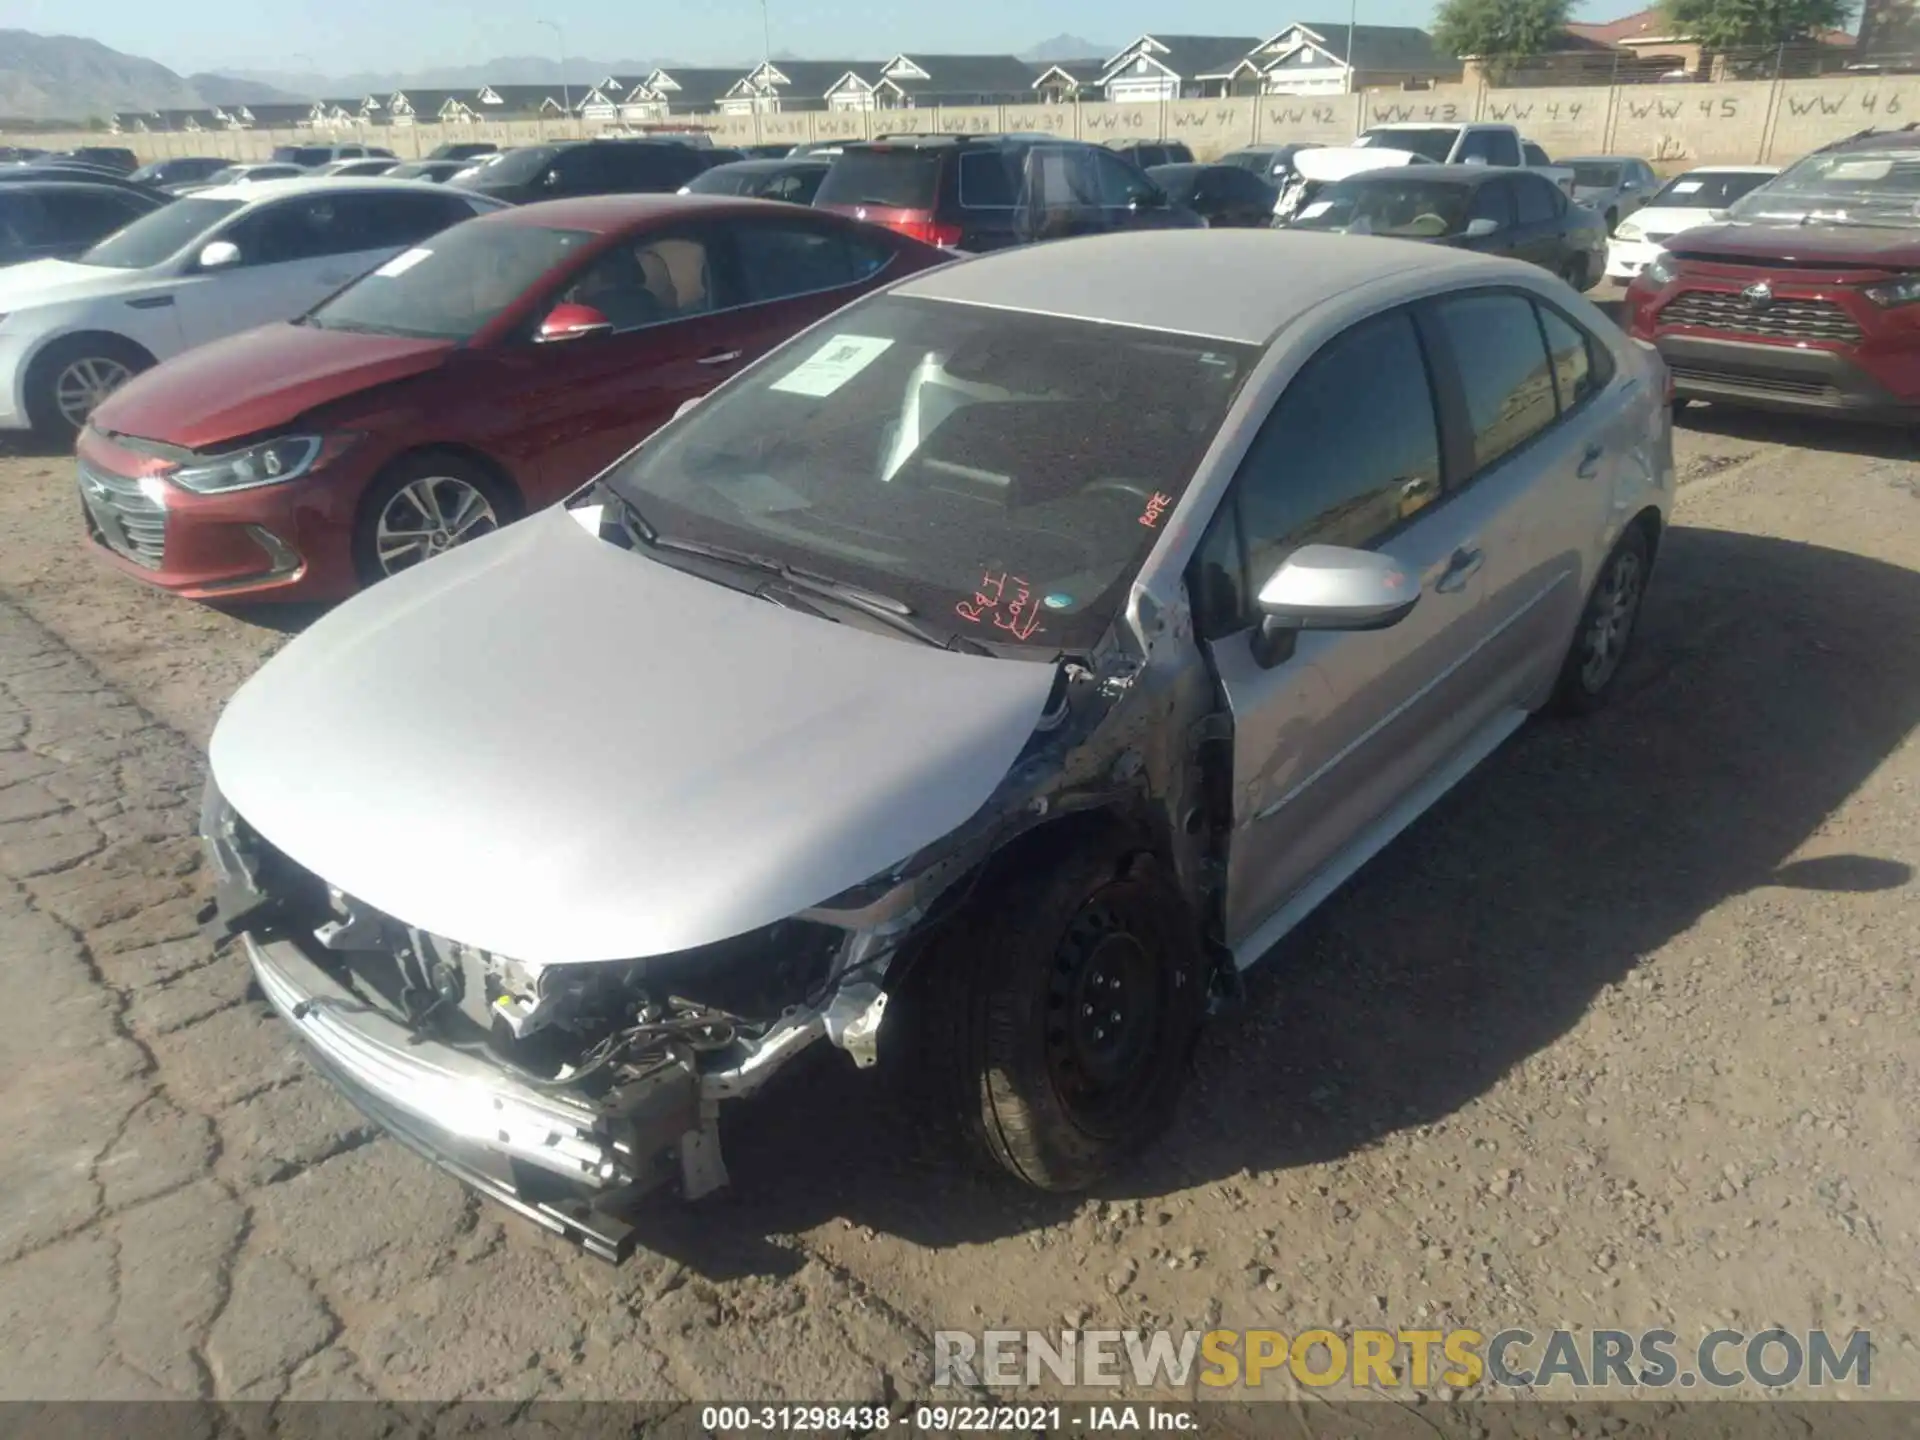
[1020,34,1116,63]
[0,27,200,119]
[187,71,304,104]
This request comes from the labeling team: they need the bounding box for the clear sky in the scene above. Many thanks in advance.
[14,0,1613,78]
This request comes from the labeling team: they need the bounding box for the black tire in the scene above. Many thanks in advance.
[23,334,154,443]
[1548,525,1652,717]
[1671,396,1693,420]
[909,835,1209,1191]
[351,450,518,587]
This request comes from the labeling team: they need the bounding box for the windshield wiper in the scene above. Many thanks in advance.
[603,491,989,655]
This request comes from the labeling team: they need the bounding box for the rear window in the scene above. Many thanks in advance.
[1650,170,1775,208]
[1572,162,1624,189]
[272,146,333,167]
[815,149,941,210]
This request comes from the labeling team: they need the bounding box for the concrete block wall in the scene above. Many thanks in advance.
[13,72,1920,169]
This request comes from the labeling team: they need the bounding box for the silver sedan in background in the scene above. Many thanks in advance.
[200,230,1672,1258]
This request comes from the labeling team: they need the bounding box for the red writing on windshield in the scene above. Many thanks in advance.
[955,570,1045,641]
[1139,492,1174,528]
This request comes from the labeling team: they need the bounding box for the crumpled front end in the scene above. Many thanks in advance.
[200,777,890,1261]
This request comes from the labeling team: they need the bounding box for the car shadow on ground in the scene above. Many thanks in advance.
[624,524,1920,1280]
[1677,404,1920,462]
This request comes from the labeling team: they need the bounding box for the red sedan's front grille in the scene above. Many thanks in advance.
[1659,288,1862,345]
[77,460,166,569]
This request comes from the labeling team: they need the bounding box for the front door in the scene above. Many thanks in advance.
[1200,305,1508,957]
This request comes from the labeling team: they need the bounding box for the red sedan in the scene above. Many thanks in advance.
[77,194,951,602]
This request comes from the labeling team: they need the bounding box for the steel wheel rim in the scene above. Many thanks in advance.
[375,476,499,575]
[54,357,133,429]
[1581,549,1643,691]
[1044,903,1162,1133]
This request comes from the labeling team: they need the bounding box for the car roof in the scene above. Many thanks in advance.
[1669,164,1779,175]
[191,176,468,203]
[1337,166,1497,187]
[893,230,1512,346]
[1820,126,1920,153]
[699,157,829,176]
[0,179,158,196]
[470,191,827,233]
[1561,155,1642,163]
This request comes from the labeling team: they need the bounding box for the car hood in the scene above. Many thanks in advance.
[1666,221,1920,268]
[1623,205,1723,236]
[207,504,1058,966]
[1294,147,1423,182]
[0,257,144,309]
[90,322,454,450]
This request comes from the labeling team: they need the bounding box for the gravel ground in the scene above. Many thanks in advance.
[0,324,1916,1411]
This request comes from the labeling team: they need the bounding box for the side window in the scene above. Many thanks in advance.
[344,192,471,250]
[1461,130,1520,167]
[1235,309,1443,595]
[1514,176,1558,225]
[40,189,143,240]
[1538,303,1613,412]
[549,147,607,192]
[223,199,335,266]
[1431,291,1559,473]
[1028,145,1103,209]
[958,149,1018,208]
[1521,142,1548,166]
[0,193,45,250]
[1091,149,1150,206]
[1469,181,1513,229]
[731,223,858,302]
[562,230,717,329]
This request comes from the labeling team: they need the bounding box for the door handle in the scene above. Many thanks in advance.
[697,349,742,366]
[1435,545,1484,593]
[1576,442,1604,479]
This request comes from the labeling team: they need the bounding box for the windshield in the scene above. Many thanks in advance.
[78,197,242,268]
[463,146,557,186]
[684,165,754,196]
[1355,127,1457,163]
[1288,177,1470,237]
[605,295,1257,652]
[1571,162,1624,189]
[1649,170,1775,208]
[1730,148,1920,225]
[306,223,591,341]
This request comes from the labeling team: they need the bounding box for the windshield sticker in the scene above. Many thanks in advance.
[1043,592,1073,610]
[769,335,895,397]
[1297,200,1334,219]
[373,247,432,278]
[1670,180,1703,194]
[1138,491,1174,528]
[955,570,1045,641]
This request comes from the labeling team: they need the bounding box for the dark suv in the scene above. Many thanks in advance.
[450,139,710,204]
[811,134,1202,251]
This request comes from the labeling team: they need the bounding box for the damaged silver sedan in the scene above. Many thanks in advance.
[201,230,1672,1259]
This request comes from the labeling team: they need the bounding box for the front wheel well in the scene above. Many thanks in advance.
[1627,504,1663,568]
[372,443,524,517]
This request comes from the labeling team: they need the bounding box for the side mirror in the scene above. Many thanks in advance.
[535,302,614,343]
[1464,217,1501,238]
[197,240,241,270]
[673,395,704,421]
[1250,544,1419,667]
[1461,154,1490,166]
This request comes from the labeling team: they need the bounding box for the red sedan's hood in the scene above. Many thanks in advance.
[91,322,455,452]
[1666,222,1920,270]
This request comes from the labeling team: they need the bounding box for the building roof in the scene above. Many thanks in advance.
[894,228,1502,345]
[876,54,1039,99]
[1259,22,1457,72]
[1100,35,1266,83]
[240,102,316,126]
[637,67,748,108]
[388,88,472,117]
[753,59,880,97]
[1566,6,1853,47]
[1028,58,1107,84]
[476,84,568,113]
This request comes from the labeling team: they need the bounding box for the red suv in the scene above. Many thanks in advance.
[1625,129,1920,420]
[79,195,948,602]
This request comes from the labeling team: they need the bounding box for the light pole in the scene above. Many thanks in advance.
[760,0,772,67]
[539,20,571,128]
[1345,0,1358,94]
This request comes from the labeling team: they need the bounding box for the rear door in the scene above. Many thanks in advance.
[1020,144,1107,241]
[1509,174,1565,269]
[953,147,1023,250]
[1425,289,1636,703]
[1200,305,1507,953]
[1089,147,1184,231]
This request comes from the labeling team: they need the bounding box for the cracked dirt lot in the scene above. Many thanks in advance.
[0,381,1917,1410]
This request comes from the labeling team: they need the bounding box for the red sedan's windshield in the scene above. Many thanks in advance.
[305,223,595,340]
